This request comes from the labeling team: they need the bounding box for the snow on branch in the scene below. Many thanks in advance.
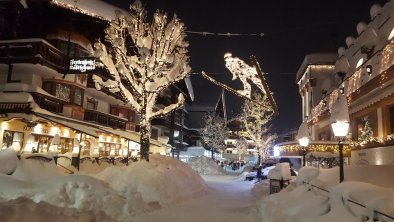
[91,0,191,160]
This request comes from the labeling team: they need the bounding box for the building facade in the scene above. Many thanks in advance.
[0,0,193,168]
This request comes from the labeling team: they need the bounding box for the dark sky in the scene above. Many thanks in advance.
[105,0,388,133]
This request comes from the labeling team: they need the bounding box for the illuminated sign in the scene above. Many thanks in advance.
[67,57,96,73]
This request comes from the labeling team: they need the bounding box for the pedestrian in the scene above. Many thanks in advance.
[256,165,262,183]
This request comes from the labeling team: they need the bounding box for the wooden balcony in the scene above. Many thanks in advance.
[84,109,128,130]
[0,92,63,114]
[31,92,63,114]
[0,103,31,114]
[0,39,66,72]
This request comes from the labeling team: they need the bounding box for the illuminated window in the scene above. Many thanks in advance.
[55,84,71,102]
[388,27,394,40]
[356,58,364,68]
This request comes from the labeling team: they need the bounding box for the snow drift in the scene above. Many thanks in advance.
[257,165,394,222]
[0,152,208,221]
[187,156,226,175]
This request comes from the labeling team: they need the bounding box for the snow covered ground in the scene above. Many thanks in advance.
[187,156,226,175]
[132,175,258,222]
[257,165,394,222]
[0,149,208,221]
[2,147,394,222]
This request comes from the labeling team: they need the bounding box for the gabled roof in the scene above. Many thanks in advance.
[48,0,126,21]
[295,53,337,83]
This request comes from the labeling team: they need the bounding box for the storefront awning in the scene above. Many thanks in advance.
[33,112,102,138]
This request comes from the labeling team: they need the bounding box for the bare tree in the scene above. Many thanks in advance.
[200,112,228,159]
[92,1,190,161]
[235,138,250,162]
[239,93,277,164]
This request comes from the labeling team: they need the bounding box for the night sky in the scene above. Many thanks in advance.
[104,0,388,133]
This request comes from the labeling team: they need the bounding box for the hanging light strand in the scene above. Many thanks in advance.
[185,31,265,37]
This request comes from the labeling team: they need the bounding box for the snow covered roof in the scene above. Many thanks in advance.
[49,0,126,21]
[295,53,338,83]
[0,83,56,99]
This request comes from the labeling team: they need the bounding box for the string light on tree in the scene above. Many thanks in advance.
[239,93,277,163]
[92,0,190,161]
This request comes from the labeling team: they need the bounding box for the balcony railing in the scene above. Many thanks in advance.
[84,109,128,130]
[0,39,66,72]
[0,103,31,114]
[30,92,63,114]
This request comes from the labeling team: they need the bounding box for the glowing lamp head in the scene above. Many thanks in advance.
[298,137,310,147]
[331,121,350,137]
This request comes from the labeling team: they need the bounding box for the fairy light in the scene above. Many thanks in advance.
[92,2,190,160]
[381,40,394,72]
[278,143,351,154]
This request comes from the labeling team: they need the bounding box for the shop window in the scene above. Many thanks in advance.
[43,81,84,106]
[74,88,83,106]
[58,138,73,154]
[2,131,23,152]
[55,83,71,102]
[390,105,394,134]
[87,98,97,110]
[151,128,159,140]
[82,140,90,156]
[35,135,51,153]
[355,112,377,141]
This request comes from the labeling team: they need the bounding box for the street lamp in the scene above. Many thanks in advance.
[330,95,350,183]
[297,121,309,166]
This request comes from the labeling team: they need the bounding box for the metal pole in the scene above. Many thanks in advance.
[302,147,306,167]
[126,139,130,166]
[77,133,83,171]
[339,140,344,183]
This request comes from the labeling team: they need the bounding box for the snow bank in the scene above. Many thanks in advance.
[257,165,394,222]
[187,156,226,175]
[94,154,208,208]
[0,197,108,222]
[0,154,208,221]
[267,163,291,180]
[0,148,18,175]
[12,158,63,182]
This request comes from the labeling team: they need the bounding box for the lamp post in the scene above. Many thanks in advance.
[330,95,350,183]
[297,121,309,167]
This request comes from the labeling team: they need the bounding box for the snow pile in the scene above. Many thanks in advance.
[257,165,394,222]
[0,197,108,222]
[0,154,208,221]
[93,154,208,208]
[79,158,114,174]
[295,166,319,185]
[0,148,18,175]
[252,180,271,199]
[12,158,63,182]
[267,162,291,180]
[187,156,226,175]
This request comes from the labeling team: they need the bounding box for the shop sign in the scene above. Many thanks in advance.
[67,57,96,73]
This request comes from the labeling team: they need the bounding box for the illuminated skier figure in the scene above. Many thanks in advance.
[224,53,266,98]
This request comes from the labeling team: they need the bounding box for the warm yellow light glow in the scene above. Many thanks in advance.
[63,129,70,137]
[331,121,350,137]
[1,122,8,130]
[33,124,43,134]
[72,146,79,154]
[106,136,112,143]
[388,28,394,40]
[298,137,310,147]
[110,149,115,156]
[99,135,104,142]
[356,58,364,68]
[50,127,59,136]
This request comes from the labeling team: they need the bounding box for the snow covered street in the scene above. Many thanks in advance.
[132,175,258,222]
